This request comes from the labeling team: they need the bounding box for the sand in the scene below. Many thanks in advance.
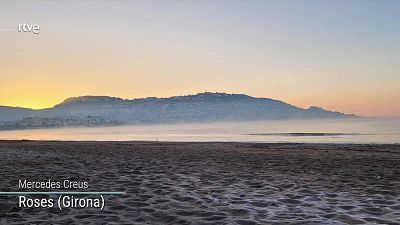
[0,141,399,224]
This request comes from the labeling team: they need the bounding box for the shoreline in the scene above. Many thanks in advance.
[0,139,399,146]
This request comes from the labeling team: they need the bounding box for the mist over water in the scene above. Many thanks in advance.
[0,118,399,144]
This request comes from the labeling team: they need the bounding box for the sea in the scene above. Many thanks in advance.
[0,118,399,144]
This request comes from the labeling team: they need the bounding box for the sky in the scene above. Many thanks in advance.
[0,0,399,117]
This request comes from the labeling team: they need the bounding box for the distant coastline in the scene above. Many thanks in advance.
[0,92,356,131]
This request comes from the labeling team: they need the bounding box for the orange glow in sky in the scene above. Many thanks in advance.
[1,1,399,117]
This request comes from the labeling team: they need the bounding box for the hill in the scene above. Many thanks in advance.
[0,92,355,129]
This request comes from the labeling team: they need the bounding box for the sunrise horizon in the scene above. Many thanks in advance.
[1,90,398,118]
[2,1,399,118]
[0,90,388,117]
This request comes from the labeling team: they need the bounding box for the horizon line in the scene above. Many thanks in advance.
[0,91,396,118]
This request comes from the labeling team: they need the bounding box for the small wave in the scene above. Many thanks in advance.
[247,132,366,137]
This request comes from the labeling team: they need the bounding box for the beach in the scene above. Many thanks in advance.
[0,141,399,224]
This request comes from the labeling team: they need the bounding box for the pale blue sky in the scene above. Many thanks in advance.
[1,0,399,116]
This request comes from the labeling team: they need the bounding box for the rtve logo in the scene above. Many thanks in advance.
[18,22,40,34]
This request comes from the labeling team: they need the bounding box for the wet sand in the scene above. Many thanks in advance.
[0,141,399,224]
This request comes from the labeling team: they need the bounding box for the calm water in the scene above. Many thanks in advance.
[0,118,399,144]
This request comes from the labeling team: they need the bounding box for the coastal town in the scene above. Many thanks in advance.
[0,116,123,130]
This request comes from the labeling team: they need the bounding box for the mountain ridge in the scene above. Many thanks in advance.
[56,92,285,105]
[0,92,356,129]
